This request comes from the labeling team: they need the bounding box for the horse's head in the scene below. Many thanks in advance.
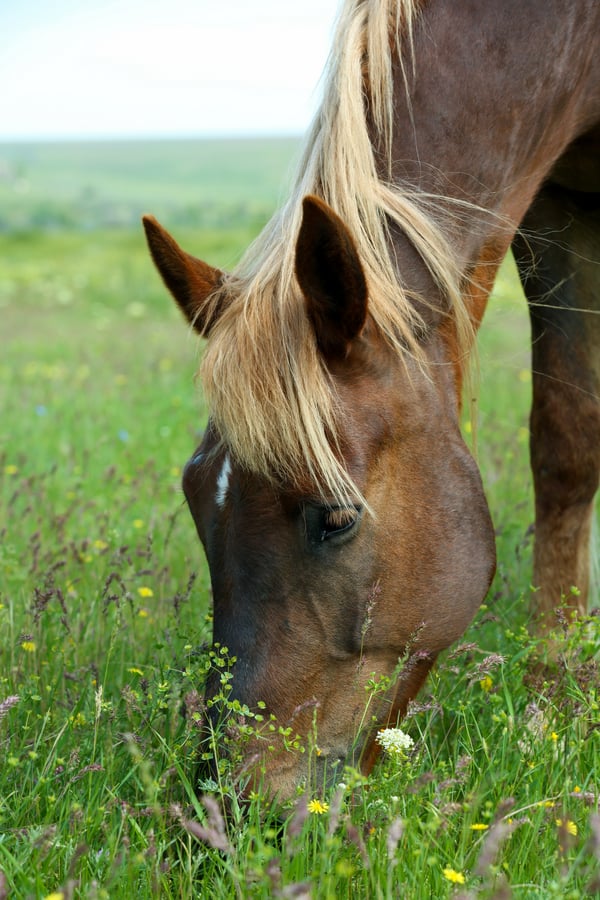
[143,196,496,799]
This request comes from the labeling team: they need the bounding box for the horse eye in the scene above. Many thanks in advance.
[319,505,362,542]
[302,503,363,546]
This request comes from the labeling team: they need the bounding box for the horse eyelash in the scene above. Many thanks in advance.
[323,507,359,531]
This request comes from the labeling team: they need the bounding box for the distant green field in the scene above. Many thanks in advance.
[0,137,300,231]
[0,140,597,898]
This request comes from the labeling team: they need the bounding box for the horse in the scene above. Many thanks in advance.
[143,0,600,799]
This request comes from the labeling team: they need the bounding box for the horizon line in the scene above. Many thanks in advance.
[0,131,304,145]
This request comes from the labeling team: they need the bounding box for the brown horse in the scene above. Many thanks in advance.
[144,0,600,799]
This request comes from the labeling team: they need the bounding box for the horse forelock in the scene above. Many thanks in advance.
[199,0,472,506]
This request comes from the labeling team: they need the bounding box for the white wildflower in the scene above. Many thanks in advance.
[376,727,414,755]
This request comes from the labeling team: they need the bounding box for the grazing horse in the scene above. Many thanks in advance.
[144,0,600,798]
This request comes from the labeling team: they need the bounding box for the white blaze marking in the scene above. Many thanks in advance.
[215,454,232,508]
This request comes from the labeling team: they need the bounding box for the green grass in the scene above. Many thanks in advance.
[0,141,598,898]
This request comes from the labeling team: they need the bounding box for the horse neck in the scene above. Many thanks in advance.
[388,0,599,279]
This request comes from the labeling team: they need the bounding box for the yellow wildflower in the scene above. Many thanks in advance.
[4,464,18,475]
[556,819,577,836]
[128,668,144,676]
[442,868,466,884]
[137,586,153,598]
[307,799,329,815]
[480,676,493,692]
[43,893,64,900]
[550,732,558,742]
[133,518,144,529]
[21,641,36,653]
[470,823,489,831]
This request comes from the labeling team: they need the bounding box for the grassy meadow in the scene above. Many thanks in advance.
[0,139,598,899]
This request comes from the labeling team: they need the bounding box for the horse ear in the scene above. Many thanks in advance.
[142,215,224,334]
[295,195,368,359]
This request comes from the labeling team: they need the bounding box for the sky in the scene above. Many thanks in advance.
[0,0,341,141]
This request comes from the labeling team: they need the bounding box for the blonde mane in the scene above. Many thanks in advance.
[200,0,471,505]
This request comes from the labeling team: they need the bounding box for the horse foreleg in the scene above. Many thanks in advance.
[513,183,600,632]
